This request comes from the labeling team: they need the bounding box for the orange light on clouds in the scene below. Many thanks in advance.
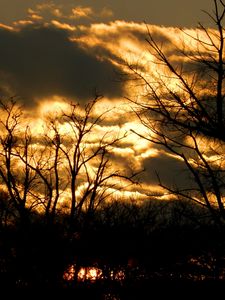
[0,16,218,207]
[51,20,76,31]
[71,6,93,19]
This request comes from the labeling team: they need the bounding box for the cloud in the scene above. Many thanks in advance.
[0,11,216,204]
[141,151,193,189]
[76,22,202,76]
[0,23,13,30]
[13,20,34,26]
[71,6,93,19]
[70,6,113,20]
[29,14,43,21]
[51,20,76,31]
[0,20,205,109]
[28,2,64,20]
[73,21,173,69]
[36,2,61,16]
[0,24,124,106]
[26,3,113,25]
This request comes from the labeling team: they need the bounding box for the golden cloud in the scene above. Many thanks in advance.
[0,18,218,204]
[51,20,76,31]
[0,23,13,30]
[29,14,43,21]
[71,6,93,19]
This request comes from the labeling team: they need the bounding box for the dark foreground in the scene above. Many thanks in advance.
[1,200,225,297]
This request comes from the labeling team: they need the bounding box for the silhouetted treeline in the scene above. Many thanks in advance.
[1,196,225,295]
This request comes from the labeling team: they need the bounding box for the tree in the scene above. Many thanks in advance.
[0,96,137,228]
[127,0,225,226]
[46,96,137,228]
[0,99,37,225]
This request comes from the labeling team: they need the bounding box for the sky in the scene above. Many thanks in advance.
[0,0,213,27]
[0,0,219,206]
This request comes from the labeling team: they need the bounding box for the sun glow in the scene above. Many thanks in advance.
[63,264,128,283]
[63,265,103,282]
[37,96,70,116]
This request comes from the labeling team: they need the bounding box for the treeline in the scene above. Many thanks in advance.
[0,195,224,290]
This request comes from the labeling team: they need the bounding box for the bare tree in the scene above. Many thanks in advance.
[126,0,225,226]
[16,123,64,222]
[51,96,137,226]
[0,99,37,225]
[6,96,137,227]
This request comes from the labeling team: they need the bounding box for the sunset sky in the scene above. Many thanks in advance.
[0,0,212,27]
[0,0,217,204]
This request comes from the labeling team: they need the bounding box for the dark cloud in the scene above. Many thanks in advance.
[142,152,194,189]
[0,25,123,106]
